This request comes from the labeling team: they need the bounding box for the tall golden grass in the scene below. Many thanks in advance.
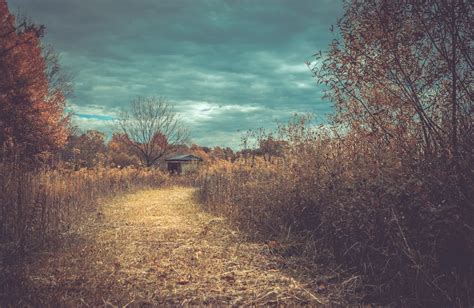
[198,118,473,306]
[0,164,168,258]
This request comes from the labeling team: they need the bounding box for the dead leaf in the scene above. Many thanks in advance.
[177,280,190,285]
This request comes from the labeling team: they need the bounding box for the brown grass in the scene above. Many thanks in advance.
[197,119,474,306]
[2,187,357,306]
[0,164,168,259]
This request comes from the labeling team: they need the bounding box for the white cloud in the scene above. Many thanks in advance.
[277,63,310,74]
[16,0,341,147]
[295,81,312,89]
[173,100,262,124]
[71,116,116,134]
[67,103,120,118]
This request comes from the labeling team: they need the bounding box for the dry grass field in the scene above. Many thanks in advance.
[2,187,353,306]
[1,0,472,306]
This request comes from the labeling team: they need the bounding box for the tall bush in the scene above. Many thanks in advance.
[198,116,473,306]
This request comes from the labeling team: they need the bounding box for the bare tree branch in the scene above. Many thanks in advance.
[117,97,189,167]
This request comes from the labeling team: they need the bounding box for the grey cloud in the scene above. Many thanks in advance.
[7,0,342,148]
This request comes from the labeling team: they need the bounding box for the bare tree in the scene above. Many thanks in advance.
[117,97,188,167]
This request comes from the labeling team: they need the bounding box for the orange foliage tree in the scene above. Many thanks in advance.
[311,0,472,159]
[61,130,107,168]
[209,146,235,162]
[0,0,68,160]
[189,144,211,162]
[305,1,473,304]
[107,133,141,167]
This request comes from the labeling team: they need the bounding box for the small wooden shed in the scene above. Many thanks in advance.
[165,154,203,175]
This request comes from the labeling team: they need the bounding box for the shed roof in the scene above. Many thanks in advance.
[165,154,203,162]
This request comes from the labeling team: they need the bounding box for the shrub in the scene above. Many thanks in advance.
[197,118,473,306]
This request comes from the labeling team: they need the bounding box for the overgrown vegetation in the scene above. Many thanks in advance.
[0,1,172,260]
[198,115,473,306]
[198,0,473,305]
[1,0,472,306]
[0,162,168,260]
[4,188,339,306]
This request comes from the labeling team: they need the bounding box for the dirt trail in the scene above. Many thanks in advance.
[16,187,334,306]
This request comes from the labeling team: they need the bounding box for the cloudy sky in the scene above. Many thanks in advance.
[8,0,342,148]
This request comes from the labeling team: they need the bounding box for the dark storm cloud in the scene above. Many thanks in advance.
[7,0,342,148]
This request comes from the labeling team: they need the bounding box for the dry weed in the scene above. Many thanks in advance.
[2,187,356,306]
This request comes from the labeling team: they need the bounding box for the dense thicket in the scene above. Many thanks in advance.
[199,0,473,305]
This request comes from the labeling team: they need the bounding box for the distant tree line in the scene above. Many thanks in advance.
[58,126,284,170]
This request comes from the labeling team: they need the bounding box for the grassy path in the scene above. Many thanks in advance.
[13,187,334,306]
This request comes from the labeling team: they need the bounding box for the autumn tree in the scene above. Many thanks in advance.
[311,0,472,159]
[107,133,141,167]
[0,0,69,160]
[14,12,74,100]
[117,97,188,167]
[61,130,107,168]
[210,146,235,161]
[308,1,473,304]
[189,144,211,162]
